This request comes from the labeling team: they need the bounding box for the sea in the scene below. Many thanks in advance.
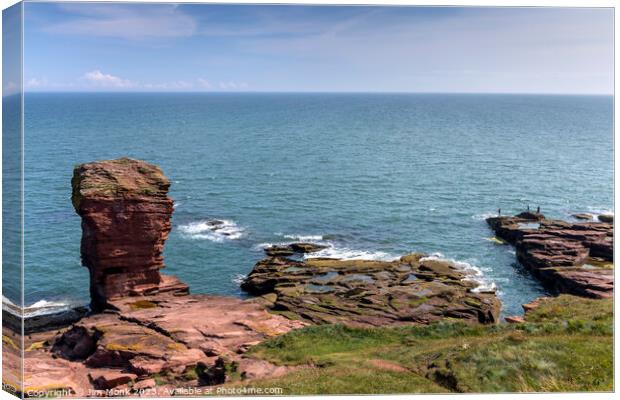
[4,93,613,317]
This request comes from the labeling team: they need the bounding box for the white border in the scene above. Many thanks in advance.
[0,1,617,400]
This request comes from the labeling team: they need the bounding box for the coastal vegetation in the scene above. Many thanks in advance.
[226,295,612,394]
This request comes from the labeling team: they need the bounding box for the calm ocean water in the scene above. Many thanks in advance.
[14,93,613,316]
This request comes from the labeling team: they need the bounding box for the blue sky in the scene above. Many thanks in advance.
[10,3,615,93]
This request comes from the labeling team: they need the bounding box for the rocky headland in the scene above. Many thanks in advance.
[5,159,612,396]
[486,211,613,298]
[11,158,501,397]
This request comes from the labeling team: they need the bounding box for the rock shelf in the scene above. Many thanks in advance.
[486,212,613,298]
[242,249,501,326]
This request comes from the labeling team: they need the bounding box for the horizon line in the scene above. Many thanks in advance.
[8,90,614,96]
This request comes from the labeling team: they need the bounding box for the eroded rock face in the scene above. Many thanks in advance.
[242,249,501,326]
[487,213,613,298]
[35,293,306,395]
[71,158,188,310]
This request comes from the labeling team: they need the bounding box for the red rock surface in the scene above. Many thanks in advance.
[89,370,137,390]
[20,293,306,396]
[504,316,525,324]
[487,213,613,298]
[71,158,188,310]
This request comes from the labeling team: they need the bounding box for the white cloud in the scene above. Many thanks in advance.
[83,70,133,88]
[45,4,197,39]
[28,70,247,92]
[197,78,212,89]
[25,78,48,88]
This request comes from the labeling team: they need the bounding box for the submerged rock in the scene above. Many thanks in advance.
[242,253,500,327]
[572,213,593,221]
[598,213,614,223]
[264,242,328,257]
[487,212,613,298]
[71,158,188,311]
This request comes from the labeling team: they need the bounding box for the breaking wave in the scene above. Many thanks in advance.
[472,212,499,221]
[582,207,614,221]
[419,253,497,293]
[232,273,247,285]
[304,246,398,261]
[178,219,245,242]
[282,234,324,241]
[257,233,398,261]
[2,296,81,318]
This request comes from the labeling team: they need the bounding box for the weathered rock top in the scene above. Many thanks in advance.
[242,245,501,327]
[72,158,170,210]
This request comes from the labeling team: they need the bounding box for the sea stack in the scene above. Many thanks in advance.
[71,158,188,311]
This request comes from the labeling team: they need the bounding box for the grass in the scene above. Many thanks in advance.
[239,364,448,394]
[223,295,612,394]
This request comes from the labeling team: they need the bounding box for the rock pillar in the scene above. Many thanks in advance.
[71,158,188,311]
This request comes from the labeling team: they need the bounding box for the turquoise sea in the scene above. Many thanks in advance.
[9,93,614,317]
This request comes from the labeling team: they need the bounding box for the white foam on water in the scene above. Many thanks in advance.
[282,234,324,241]
[305,245,399,261]
[254,242,275,250]
[586,206,614,215]
[472,212,499,221]
[178,219,245,242]
[3,296,80,318]
[257,234,328,250]
[232,274,247,285]
[582,207,614,221]
[24,300,75,317]
[257,233,398,261]
[419,253,497,293]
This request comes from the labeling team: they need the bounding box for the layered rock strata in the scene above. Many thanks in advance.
[71,158,188,311]
[486,212,613,298]
[242,247,501,326]
[19,293,305,395]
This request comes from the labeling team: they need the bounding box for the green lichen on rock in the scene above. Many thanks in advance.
[71,157,170,210]
[129,300,158,311]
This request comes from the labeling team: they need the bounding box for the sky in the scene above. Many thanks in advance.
[4,3,615,94]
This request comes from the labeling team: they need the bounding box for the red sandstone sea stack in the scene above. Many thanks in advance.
[71,158,188,311]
